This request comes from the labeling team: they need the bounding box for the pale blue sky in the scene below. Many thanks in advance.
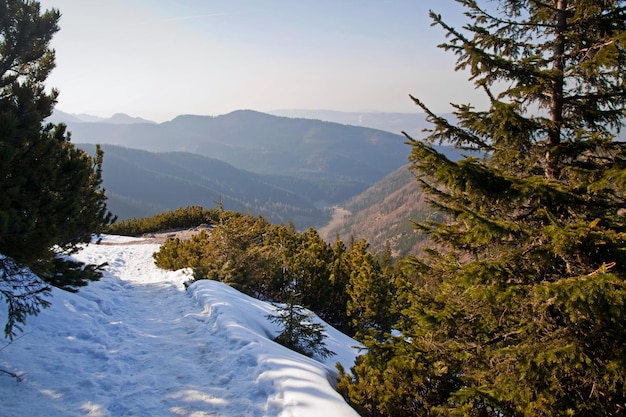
[38,0,488,122]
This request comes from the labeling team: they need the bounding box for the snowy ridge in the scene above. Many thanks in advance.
[0,235,360,416]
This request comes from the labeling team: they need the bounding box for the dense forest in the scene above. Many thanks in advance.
[2,0,625,416]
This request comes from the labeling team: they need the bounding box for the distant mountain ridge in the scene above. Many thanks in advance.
[57,110,415,207]
[268,109,437,138]
[65,111,409,179]
[51,108,438,135]
[58,109,464,246]
[49,109,156,125]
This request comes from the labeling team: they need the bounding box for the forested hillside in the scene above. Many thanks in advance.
[318,143,477,255]
[319,165,433,256]
[78,143,471,238]
[61,110,470,237]
[58,110,410,191]
[78,144,330,228]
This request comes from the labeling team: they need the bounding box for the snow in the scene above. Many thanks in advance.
[0,235,361,416]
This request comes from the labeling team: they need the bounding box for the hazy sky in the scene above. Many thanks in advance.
[37,0,489,122]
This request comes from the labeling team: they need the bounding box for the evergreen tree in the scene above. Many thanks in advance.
[345,239,393,341]
[340,1,626,415]
[326,237,352,332]
[153,217,356,332]
[287,229,335,318]
[0,1,114,338]
[267,289,335,360]
[267,226,348,326]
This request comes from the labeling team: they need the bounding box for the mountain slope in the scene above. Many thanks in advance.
[63,110,411,188]
[79,144,328,228]
[269,109,438,137]
[319,165,437,256]
[0,235,360,416]
[48,110,156,125]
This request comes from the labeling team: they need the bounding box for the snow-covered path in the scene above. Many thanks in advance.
[0,236,360,417]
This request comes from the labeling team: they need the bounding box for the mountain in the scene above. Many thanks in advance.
[63,110,470,237]
[318,164,436,257]
[46,109,86,124]
[0,236,360,416]
[105,113,157,124]
[60,110,412,202]
[79,144,330,228]
[269,109,438,138]
[48,110,156,125]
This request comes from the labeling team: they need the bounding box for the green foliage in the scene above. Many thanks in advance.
[267,291,335,359]
[154,212,282,295]
[154,212,398,338]
[340,1,626,415]
[107,205,223,236]
[337,337,466,417]
[0,54,113,264]
[270,227,345,326]
[345,240,393,340]
[0,1,114,338]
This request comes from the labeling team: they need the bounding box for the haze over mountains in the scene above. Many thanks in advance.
[49,110,156,125]
[52,109,450,245]
[78,143,329,228]
[58,110,411,183]
[51,108,433,136]
[268,109,432,138]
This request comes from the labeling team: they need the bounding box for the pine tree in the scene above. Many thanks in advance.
[287,229,335,318]
[0,1,114,338]
[326,237,352,332]
[267,289,335,359]
[341,1,626,415]
[345,239,393,341]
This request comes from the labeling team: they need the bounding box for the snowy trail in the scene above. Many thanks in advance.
[1,236,360,417]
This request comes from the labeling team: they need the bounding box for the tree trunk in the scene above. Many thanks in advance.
[546,0,568,179]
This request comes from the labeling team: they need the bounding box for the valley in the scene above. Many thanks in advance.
[53,109,464,253]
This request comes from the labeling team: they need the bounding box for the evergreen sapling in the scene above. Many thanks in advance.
[267,290,335,360]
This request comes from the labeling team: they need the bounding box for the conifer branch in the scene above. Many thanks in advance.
[587,261,616,276]
[481,330,523,347]
[407,95,492,149]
